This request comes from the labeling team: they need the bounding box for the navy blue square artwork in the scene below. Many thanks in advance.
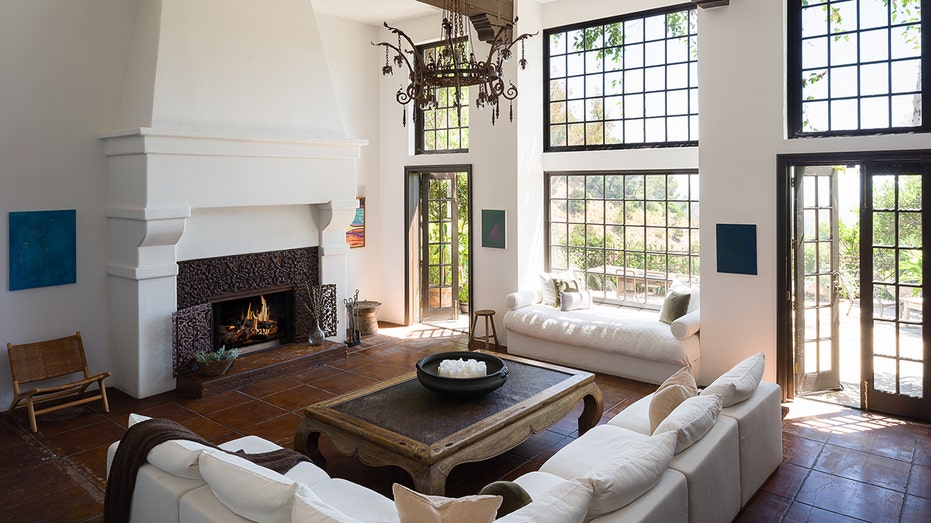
[716,223,757,275]
[9,210,77,290]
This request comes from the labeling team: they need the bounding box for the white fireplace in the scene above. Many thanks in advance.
[98,0,366,398]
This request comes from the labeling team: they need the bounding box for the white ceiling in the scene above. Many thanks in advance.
[311,0,439,26]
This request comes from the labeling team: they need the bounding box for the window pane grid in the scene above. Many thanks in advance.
[415,40,470,154]
[793,0,925,135]
[547,171,699,308]
[546,7,699,150]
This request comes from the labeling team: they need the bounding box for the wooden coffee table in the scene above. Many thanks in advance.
[294,351,604,495]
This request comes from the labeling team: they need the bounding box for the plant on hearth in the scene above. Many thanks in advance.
[194,345,239,362]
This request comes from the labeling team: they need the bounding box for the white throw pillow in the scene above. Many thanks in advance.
[125,413,208,479]
[583,431,677,518]
[669,309,701,340]
[541,425,647,479]
[506,290,540,310]
[495,478,593,523]
[559,290,592,311]
[292,484,362,523]
[649,384,696,434]
[538,272,558,306]
[699,352,765,407]
[199,448,297,523]
[654,394,722,454]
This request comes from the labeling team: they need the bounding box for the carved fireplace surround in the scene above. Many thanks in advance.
[100,128,366,399]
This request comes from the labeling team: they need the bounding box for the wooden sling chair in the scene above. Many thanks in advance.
[7,331,110,432]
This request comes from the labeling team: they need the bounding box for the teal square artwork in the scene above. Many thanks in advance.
[9,210,76,290]
[482,209,507,249]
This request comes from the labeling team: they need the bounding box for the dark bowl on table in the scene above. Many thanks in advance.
[416,352,509,398]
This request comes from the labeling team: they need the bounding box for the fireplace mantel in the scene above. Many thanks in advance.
[101,127,365,399]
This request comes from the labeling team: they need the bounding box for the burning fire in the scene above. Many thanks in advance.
[221,294,279,347]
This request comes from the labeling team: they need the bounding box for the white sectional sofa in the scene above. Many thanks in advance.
[503,288,701,384]
[107,355,780,523]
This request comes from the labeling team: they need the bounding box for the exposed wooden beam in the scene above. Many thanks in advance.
[414,0,514,43]
[691,0,729,8]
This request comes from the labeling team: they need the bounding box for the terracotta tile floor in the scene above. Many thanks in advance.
[1,323,928,522]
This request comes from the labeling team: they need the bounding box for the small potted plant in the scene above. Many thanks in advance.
[194,345,239,376]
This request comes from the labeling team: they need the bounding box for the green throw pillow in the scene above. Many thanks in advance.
[659,289,691,324]
[479,481,533,517]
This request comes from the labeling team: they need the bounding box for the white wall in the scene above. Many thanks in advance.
[0,0,139,407]
[315,13,382,304]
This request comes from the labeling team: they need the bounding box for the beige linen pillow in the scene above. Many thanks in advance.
[657,366,698,395]
[649,383,696,433]
[654,394,722,454]
[699,352,765,407]
[393,483,502,523]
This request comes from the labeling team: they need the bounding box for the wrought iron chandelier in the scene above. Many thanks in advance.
[373,0,534,126]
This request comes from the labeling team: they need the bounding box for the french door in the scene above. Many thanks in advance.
[794,166,842,393]
[783,154,931,422]
[420,173,459,322]
[861,162,929,419]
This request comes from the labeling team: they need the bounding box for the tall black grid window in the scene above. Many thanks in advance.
[545,6,698,151]
[789,0,929,136]
[546,171,700,308]
[415,40,470,154]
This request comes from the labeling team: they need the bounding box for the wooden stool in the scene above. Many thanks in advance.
[469,309,500,350]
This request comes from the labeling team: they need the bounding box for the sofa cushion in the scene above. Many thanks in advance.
[292,484,362,523]
[312,478,400,523]
[125,412,209,480]
[670,309,701,339]
[495,478,592,523]
[649,384,696,433]
[392,483,501,523]
[655,394,722,453]
[199,448,297,523]
[541,424,648,479]
[559,290,592,311]
[583,431,677,518]
[659,288,691,323]
[699,352,765,407]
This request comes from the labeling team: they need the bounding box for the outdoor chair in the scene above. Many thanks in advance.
[7,331,110,432]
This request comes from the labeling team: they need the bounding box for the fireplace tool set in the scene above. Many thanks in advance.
[344,290,362,347]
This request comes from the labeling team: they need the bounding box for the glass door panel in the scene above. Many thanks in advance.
[421,174,458,322]
[862,164,929,420]
[795,166,842,393]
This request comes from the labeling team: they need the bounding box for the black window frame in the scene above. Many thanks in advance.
[544,4,699,152]
[414,38,470,155]
[545,169,700,309]
[787,0,931,138]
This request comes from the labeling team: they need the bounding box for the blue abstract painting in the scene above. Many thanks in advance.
[716,223,757,275]
[9,210,77,290]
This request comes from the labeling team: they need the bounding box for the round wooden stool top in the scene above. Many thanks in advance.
[474,309,496,316]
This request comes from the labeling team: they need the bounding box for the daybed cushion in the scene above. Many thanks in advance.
[503,305,697,368]
[670,309,701,340]
[659,289,691,323]
[699,352,765,407]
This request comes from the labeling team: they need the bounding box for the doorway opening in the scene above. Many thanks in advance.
[778,152,930,422]
[405,166,472,334]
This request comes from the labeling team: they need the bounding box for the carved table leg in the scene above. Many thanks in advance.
[294,419,327,468]
[410,466,449,496]
[578,384,604,435]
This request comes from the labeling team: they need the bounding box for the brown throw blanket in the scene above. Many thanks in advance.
[104,418,309,523]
